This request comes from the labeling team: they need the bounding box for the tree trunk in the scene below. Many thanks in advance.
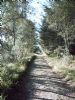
[64,28,69,55]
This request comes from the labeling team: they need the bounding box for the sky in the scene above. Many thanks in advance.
[26,0,50,46]
[27,0,50,31]
[0,0,50,42]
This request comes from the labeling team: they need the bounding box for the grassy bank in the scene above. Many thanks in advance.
[48,54,75,84]
[0,63,25,100]
[0,55,33,100]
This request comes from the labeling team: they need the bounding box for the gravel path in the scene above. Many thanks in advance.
[6,55,75,100]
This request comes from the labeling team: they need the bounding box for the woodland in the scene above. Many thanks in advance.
[0,0,75,99]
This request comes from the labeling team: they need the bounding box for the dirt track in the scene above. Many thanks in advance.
[6,55,75,100]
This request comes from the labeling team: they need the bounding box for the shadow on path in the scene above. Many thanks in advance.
[5,56,36,100]
[5,55,75,100]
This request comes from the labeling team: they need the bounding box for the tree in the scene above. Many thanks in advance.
[41,0,75,55]
[0,0,35,64]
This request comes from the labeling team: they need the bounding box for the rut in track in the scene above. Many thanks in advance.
[6,55,75,100]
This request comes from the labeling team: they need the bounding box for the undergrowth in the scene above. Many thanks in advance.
[0,62,26,89]
[60,68,75,82]
[0,94,5,100]
[48,54,75,82]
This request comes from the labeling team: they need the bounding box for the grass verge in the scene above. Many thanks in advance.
[48,54,75,83]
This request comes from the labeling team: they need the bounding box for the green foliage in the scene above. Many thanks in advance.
[0,0,35,92]
[0,0,35,63]
[0,63,26,88]
[0,95,5,100]
[60,68,75,81]
[41,0,75,55]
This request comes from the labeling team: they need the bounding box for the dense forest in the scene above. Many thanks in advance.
[0,0,75,99]
[41,0,75,80]
[41,0,75,55]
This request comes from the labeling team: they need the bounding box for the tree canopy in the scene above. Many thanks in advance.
[41,0,75,55]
